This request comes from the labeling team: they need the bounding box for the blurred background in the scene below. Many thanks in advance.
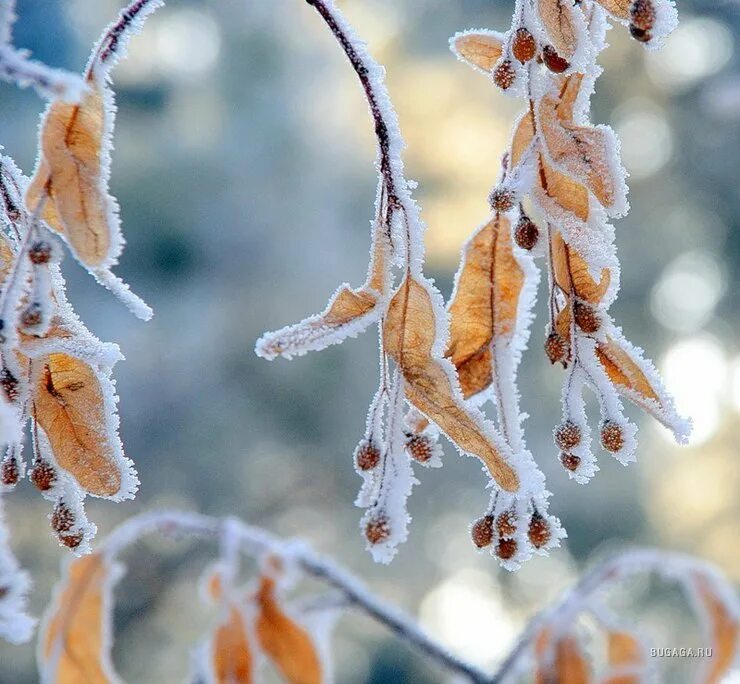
[0,0,738,681]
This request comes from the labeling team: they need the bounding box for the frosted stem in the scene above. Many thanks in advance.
[102,510,491,683]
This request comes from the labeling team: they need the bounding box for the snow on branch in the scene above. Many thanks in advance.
[35,511,740,683]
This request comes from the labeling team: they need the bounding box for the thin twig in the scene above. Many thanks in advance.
[102,510,492,683]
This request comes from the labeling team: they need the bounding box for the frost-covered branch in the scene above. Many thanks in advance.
[37,511,740,684]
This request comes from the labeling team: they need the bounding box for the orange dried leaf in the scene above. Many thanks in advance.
[553,636,592,684]
[26,73,118,269]
[556,73,586,123]
[538,154,590,222]
[0,232,14,283]
[537,0,580,58]
[40,553,120,684]
[447,215,524,399]
[451,31,504,73]
[256,228,388,359]
[33,352,122,497]
[595,0,631,21]
[694,576,739,684]
[255,576,323,684]
[604,631,644,684]
[384,276,519,492]
[595,338,660,406]
[539,95,617,209]
[551,231,610,303]
[211,606,254,684]
[511,110,536,169]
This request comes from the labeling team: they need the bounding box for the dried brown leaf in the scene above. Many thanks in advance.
[452,31,504,72]
[256,228,387,359]
[40,553,120,684]
[604,631,644,684]
[212,606,254,684]
[551,231,610,303]
[539,95,617,209]
[595,338,660,406]
[447,215,524,398]
[538,154,590,222]
[26,74,117,268]
[694,575,739,684]
[33,352,122,497]
[537,0,580,58]
[511,110,536,169]
[556,73,586,123]
[384,276,519,492]
[255,575,323,684]
[553,636,592,684]
[594,0,631,21]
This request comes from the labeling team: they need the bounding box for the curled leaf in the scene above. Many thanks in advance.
[510,110,536,170]
[256,225,389,360]
[539,94,622,211]
[39,553,122,684]
[555,72,586,123]
[32,352,126,498]
[450,30,505,73]
[255,575,323,684]
[26,74,118,269]
[537,0,581,59]
[384,276,518,492]
[551,231,610,303]
[537,153,590,223]
[447,215,524,399]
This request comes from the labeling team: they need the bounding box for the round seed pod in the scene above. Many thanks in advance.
[573,301,601,334]
[51,502,75,533]
[560,452,581,472]
[30,459,56,492]
[496,510,517,538]
[1,456,19,486]
[629,25,652,43]
[493,59,516,90]
[471,515,495,549]
[528,512,552,549]
[600,421,625,453]
[555,421,582,450]
[20,303,42,328]
[365,516,391,545]
[28,241,53,265]
[514,214,539,250]
[630,0,656,31]
[406,434,434,464]
[0,368,19,403]
[512,28,537,63]
[496,537,518,560]
[356,441,381,471]
[58,532,83,550]
[545,332,568,365]
[489,187,516,213]
[542,45,570,73]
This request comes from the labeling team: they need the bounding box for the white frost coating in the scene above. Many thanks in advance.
[0,47,85,102]
[645,0,679,51]
[363,373,418,564]
[0,496,34,644]
[38,552,123,684]
[602,322,692,442]
[93,269,153,321]
[559,367,598,484]
[0,395,20,447]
